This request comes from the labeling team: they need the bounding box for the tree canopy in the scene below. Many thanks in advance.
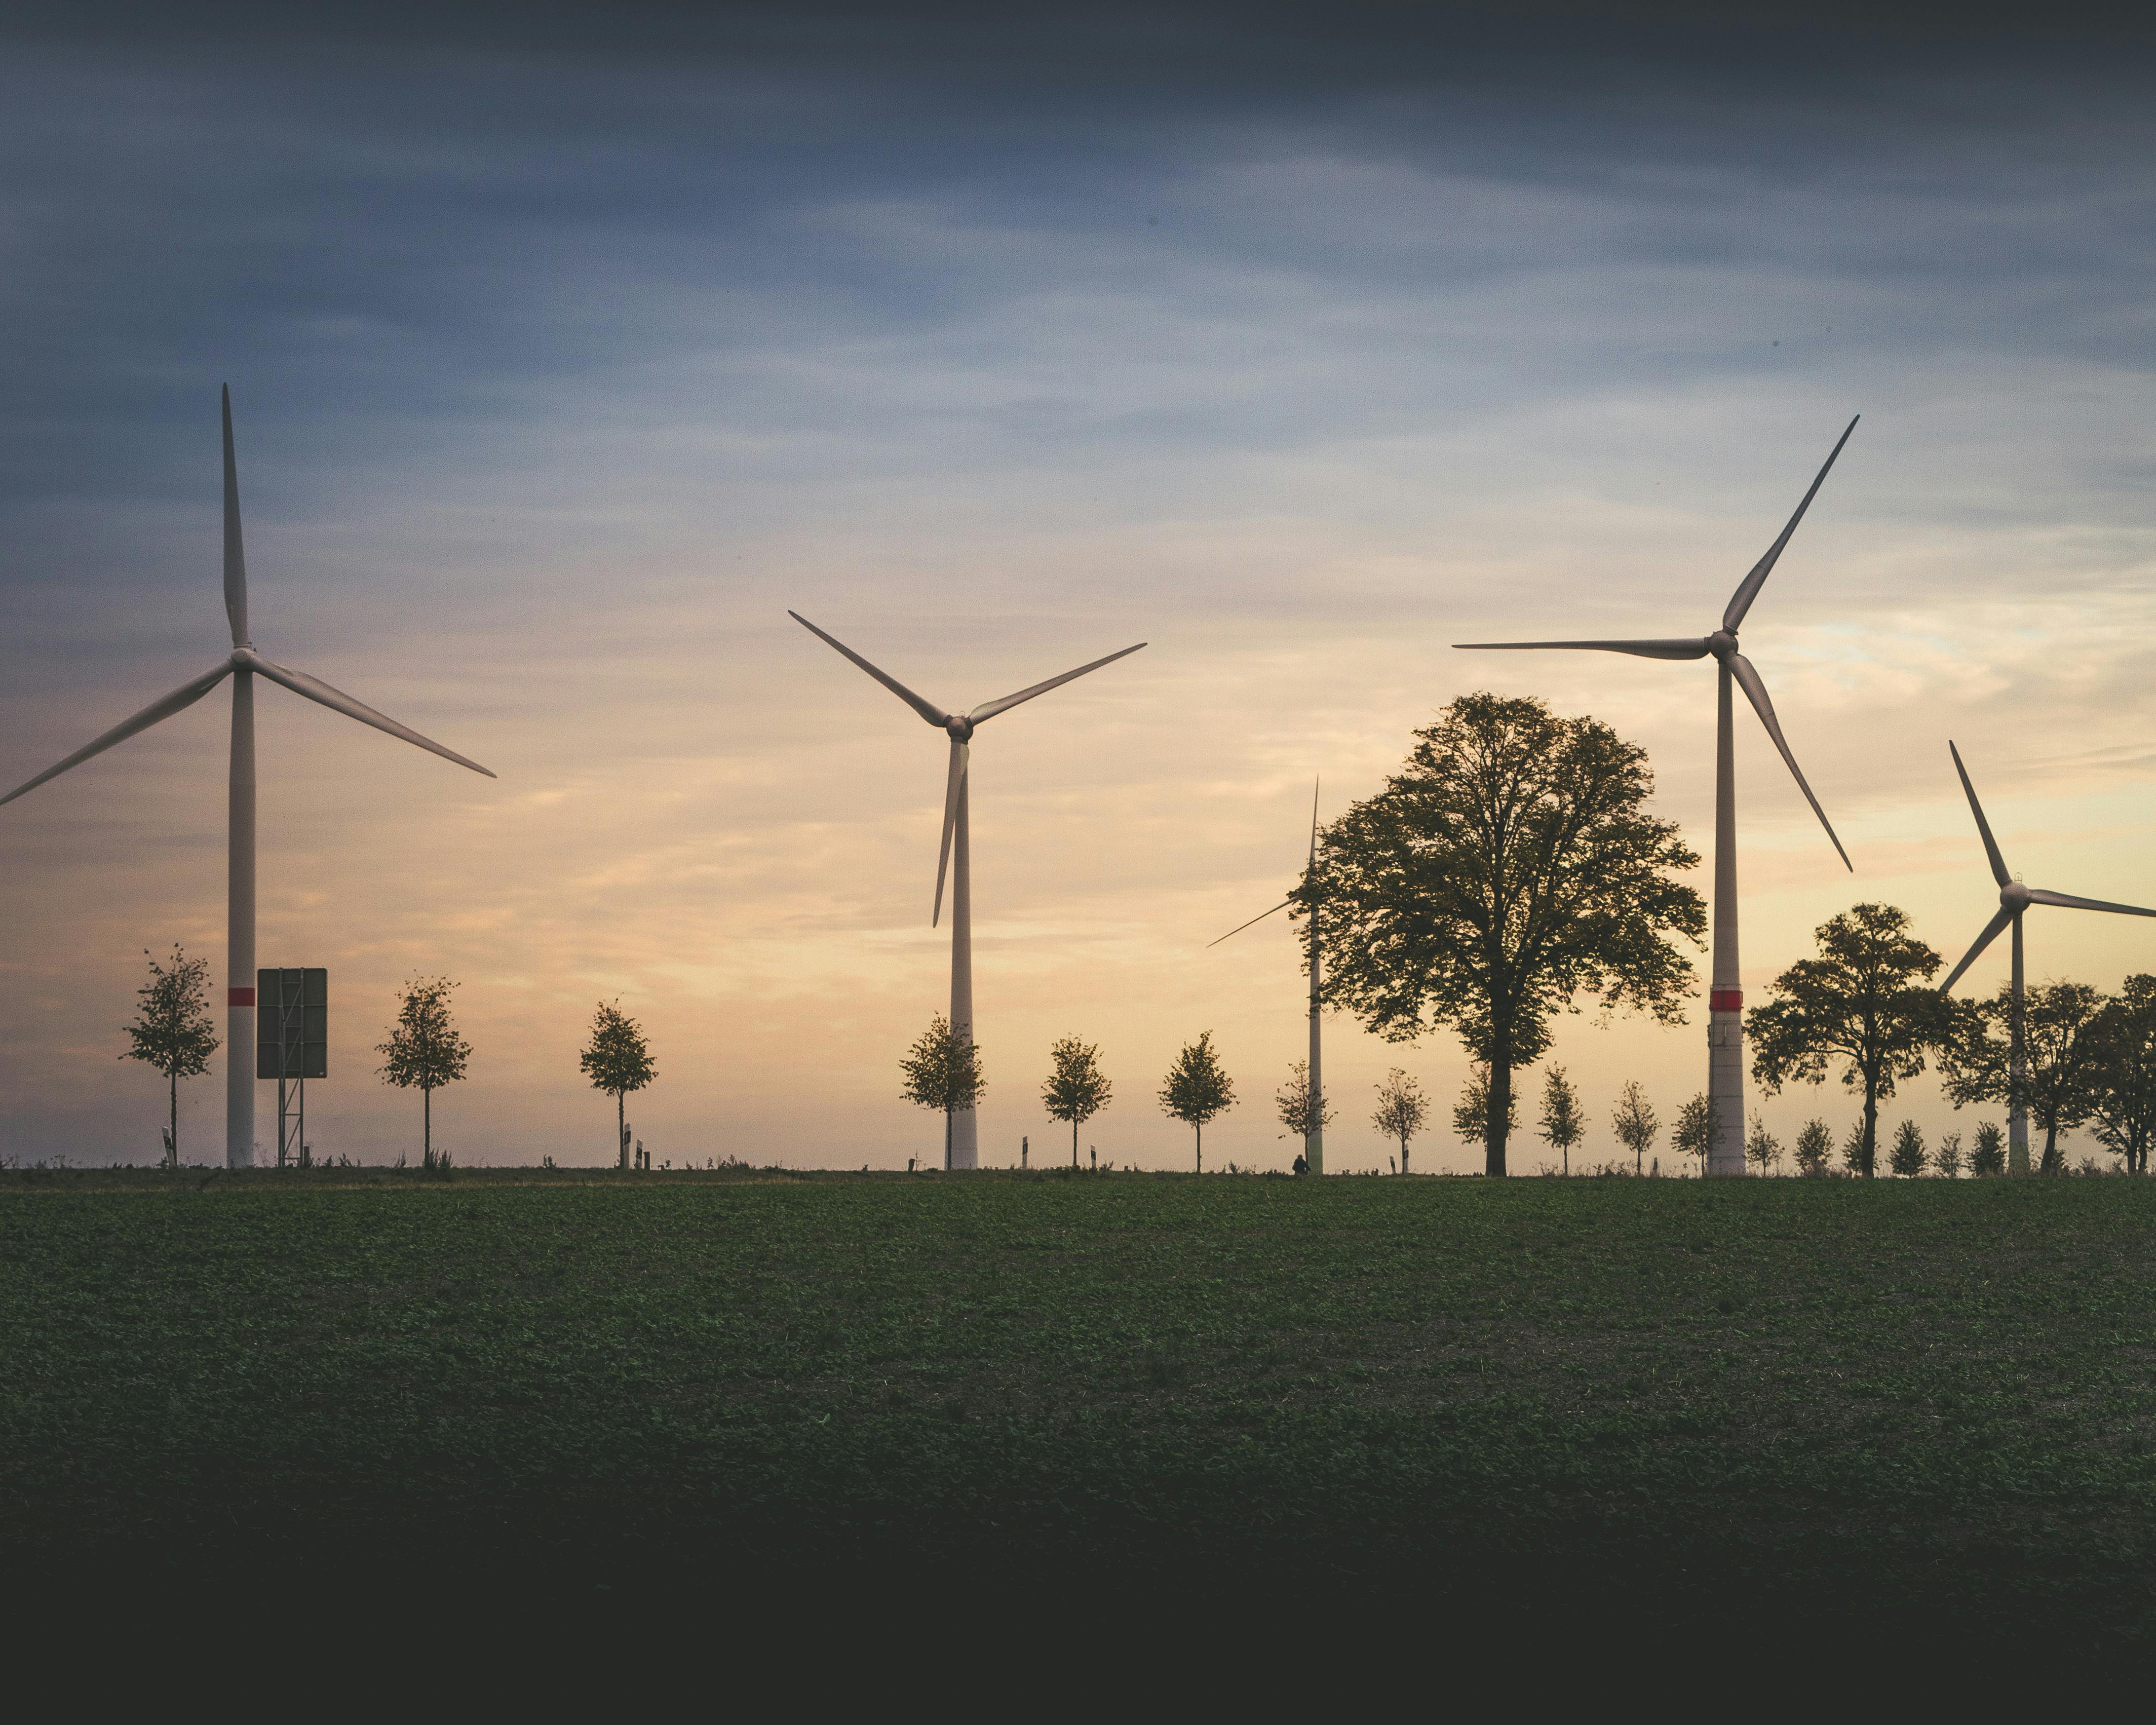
[1611,1081,1658,1174]
[1536,1066,1585,1175]
[1371,1069,1429,1174]
[377,976,471,1163]
[581,999,656,1169]
[1274,1060,1335,1146]
[1672,1092,1719,1177]
[900,1011,984,1170]
[1747,902,1946,1178]
[121,944,218,1168]
[1308,693,1703,1175]
[1941,980,2105,1175]
[2084,975,2156,1175]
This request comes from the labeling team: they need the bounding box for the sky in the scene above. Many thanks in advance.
[3,2,2154,1172]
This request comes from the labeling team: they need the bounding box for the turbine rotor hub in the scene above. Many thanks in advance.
[946,715,975,742]
[1708,629,1738,659]
[2001,881,2032,911]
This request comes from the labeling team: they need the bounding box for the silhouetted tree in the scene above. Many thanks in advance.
[1371,1069,1429,1174]
[1934,1130,1964,1179]
[1969,1121,2007,1177]
[581,999,657,1169]
[377,976,471,1165]
[1941,980,2105,1175]
[1792,1118,1834,1177]
[1311,694,1704,1176]
[1889,1119,1928,1178]
[1275,1061,1336,1161]
[121,944,218,1169]
[1745,1109,1781,1177]
[898,1011,982,1171]
[1748,903,1948,1178]
[1159,1032,1235,1171]
[1452,1064,1518,1151]
[1042,1035,1112,1168]
[1673,1092,1719,1177]
[2083,974,2156,1174]
[1537,1066,1585,1176]
[1611,1081,1658,1174]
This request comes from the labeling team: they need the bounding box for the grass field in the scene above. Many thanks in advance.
[5,1167,2153,1643]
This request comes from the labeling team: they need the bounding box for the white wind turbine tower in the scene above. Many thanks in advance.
[2,387,495,1168]
[1938,740,2156,1176]
[790,611,1145,1169]
[1455,418,1860,1177]
[1210,780,1327,1174]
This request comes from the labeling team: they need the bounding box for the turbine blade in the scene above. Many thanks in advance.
[1728,652,1851,871]
[788,612,949,727]
[1947,740,2011,888]
[1208,901,1290,948]
[1941,905,2015,994]
[2025,887,2156,918]
[245,655,495,777]
[970,641,1146,724]
[1452,638,1712,660]
[223,385,251,648]
[1722,415,1860,632]
[932,737,967,927]
[0,662,233,807]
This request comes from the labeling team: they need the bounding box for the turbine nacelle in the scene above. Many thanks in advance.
[1706,629,1739,660]
[945,715,977,743]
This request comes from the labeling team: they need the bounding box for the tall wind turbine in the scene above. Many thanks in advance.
[2,387,495,1168]
[789,611,1145,1169]
[1455,418,1860,1176]
[1938,740,2156,1175]
[1210,780,1327,1174]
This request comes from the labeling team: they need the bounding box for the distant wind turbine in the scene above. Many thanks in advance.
[2,387,496,1168]
[1455,418,1860,1176]
[1210,780,1327,1174]
[789,611,1145,1169]
[1938,740,2156,1175]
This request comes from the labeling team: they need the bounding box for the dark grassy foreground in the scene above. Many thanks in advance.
[5,1168,2154,1645]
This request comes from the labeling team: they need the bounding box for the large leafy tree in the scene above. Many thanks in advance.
[1159,1031,1235,1171]
[1747,903,1947,1179]
[120,944,219,1169]
[1310,694,1704,1176]
[2084,975,2156,1175]
[1041,1035,1112,1168]
[581,999,657,1169]
[900,1011,983,1171]
[1941,981,2106,1175]
[378,976,472,1165]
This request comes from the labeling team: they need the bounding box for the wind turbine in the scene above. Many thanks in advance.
[2,387,495,1168]
[1455,418,1860,1176]
[1210,780,1327,1174]
[789,611,1145,1169]
[1938,740,2156,1175]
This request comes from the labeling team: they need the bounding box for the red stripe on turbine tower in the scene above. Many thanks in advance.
[1710,989,1742,1012]
[228,987,256,1007]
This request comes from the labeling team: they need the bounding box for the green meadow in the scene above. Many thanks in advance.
[5,1168,2153,1641]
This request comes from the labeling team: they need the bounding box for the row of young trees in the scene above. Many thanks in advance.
[118,947,658,1166]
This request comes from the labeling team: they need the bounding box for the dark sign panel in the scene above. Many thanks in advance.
[256,968,327,1080]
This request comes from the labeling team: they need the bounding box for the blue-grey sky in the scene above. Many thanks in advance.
[5,4,2154,1169]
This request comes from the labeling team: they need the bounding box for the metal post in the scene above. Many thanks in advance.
[1707,661,1747,1176]
[948,768,979,1169]
[227,670,255,1169]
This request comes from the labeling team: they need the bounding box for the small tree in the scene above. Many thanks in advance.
[1840,1119,1869,1175]
[1537,1066,1586,1176]
[898,1011,982,1170]
[1792,1118,1834,1177]
[1452,1064,1518,1148]
[1159,1031,1235,1171]
[1672,1092,1719,1178]
[377,976,471,1165]
[1275,1061,1336,1162]
[581,999,657,1169]
[1748,903,1948,1179]
[1934,1130,1964,1179]
[1042,1036,1112,1168]
[1610,1081,1658,1175]
[120,944,218,1169]
[1371,1069,1429,1174]
[1746,1110,1781,1177]
[1889,1119,1928,1178]
[1969,1121,2007,1177]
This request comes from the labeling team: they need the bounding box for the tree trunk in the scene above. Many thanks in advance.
[1400,1135,1410,1176]
[1072,1119,1079,1168]
[2040,1114,2062,1175]
[1861,1079,1879,1178]
[944,1108,952,1172]
[169,1072,179,1169]
[425,1085,433,1162]
[1486,1049,1512,1178]
[1195,1122,1202,1174]
[618,1092,627,1169]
